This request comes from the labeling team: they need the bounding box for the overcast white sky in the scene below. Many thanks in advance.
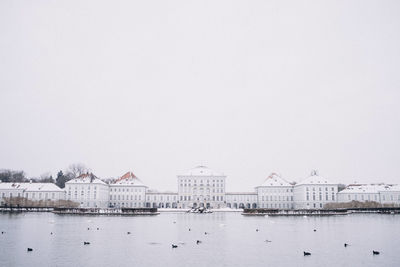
[1,0,399,191]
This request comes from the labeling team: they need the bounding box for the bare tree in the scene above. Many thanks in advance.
[0,169,27,182]
[66,163,90,178]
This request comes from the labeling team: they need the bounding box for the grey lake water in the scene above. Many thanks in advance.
[0,212,399,267]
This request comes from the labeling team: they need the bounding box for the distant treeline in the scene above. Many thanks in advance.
[0,163,90,188]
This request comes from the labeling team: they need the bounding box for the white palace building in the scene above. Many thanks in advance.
[1,166,400,209]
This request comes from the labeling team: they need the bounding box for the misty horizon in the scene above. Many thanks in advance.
[1,0,400,192]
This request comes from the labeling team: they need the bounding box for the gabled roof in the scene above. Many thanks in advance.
[257,173,292,187]
[113,171,146,186]
[178,166,225,177]
[0,183,25,190]
[23,183,65,192]
[339,184,400,194]
[66,173,106,185]
[0,182,64,192]
[297,171,336,185]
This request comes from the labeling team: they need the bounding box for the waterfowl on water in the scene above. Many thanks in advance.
[196,240,202,244]
[84,242,90,245]
[27,248,33,252]
[373,250,380,255]
[344,243,348,247]
[172,244,178,248]
[304,251,311,256]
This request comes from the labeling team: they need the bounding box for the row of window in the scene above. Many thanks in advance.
[69,195,97,200]
[306,187,335,192]
[345,194,400,201]
[110,188,143,192]
[68,186,97,190]
[180,183,224,188]
[259,188,293,193]
[110,195,141,201]
[180,195,224,201]
[180,188,224,193]
[146,196,177,201]
[1,192,57,199]
[306,192,335,201]
[261,196,293,201]
[180,179,224,184]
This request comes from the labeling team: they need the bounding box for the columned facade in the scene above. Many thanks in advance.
[177,166,226,209]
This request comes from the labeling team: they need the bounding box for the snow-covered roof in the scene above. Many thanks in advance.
[66,173,106,185]
[0,182,64,192]
[178,166,225,177]
[382,185,400,192]
[0,183,25,190]
[297,171,336,185]
[338,184,383,194]
[23,183,64,192]
[257,173,292,187]
[337,184,400,194]
[112,171,146,186]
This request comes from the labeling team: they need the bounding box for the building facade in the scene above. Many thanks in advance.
[109,172,147,208]
[225,192,257,209]
[337,184,400,206]
[5,167,398,210]
[255,173,294,209]
[177,166,226,209]
[65,173,109,208]
[145,190,178,208]
[293,171,338,209]
[0,181,65,206]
